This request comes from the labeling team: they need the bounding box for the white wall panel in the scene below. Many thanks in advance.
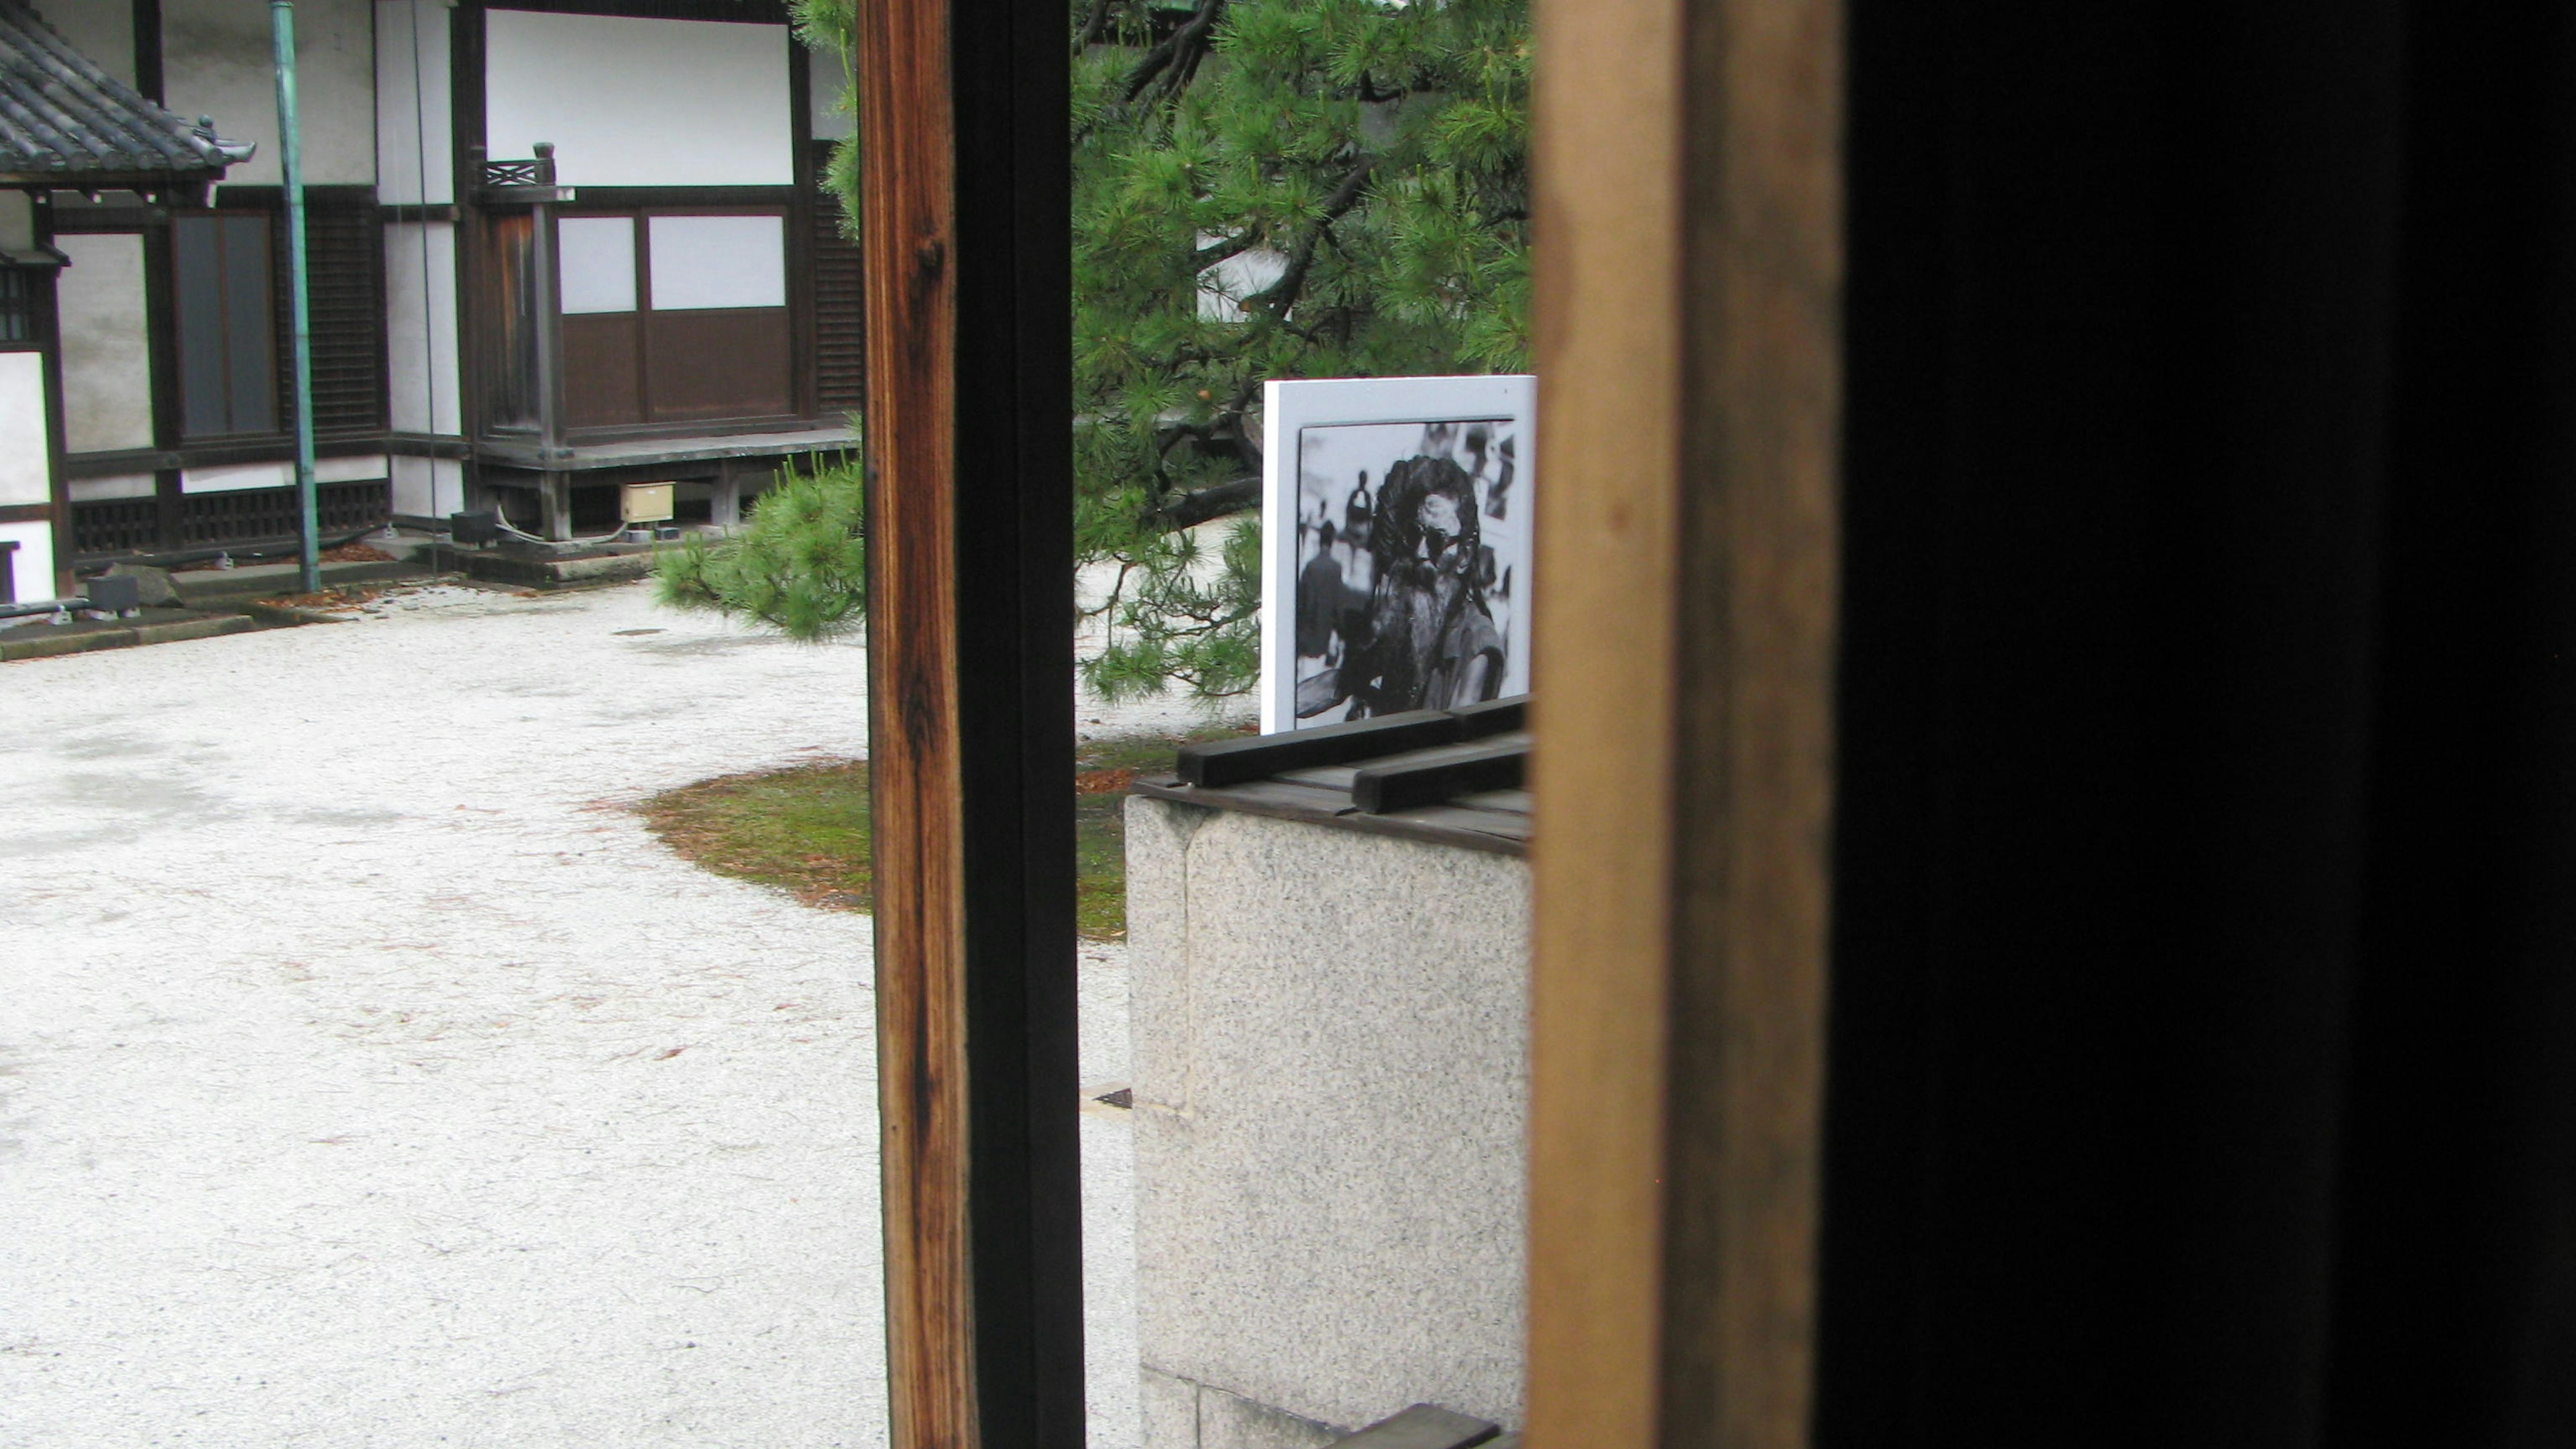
[164,0,376,187]
[485,13,793,186]
[559,217,637,313]
[384,221,462,435]
[317,454,389,484]
[390,455,464,519]
[70,474,158,503]
[649,215,786,310]
[183,462,293,494]
[177,457,388,494]
[48,0,136,89]
[0,522,54,604]
[0,352,50,506]
[374,0,455,205]
[55,233,156,455]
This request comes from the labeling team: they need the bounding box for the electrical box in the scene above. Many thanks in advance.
[621,482,676,524]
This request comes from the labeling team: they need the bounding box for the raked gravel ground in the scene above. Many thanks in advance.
[0,578,1221,1449]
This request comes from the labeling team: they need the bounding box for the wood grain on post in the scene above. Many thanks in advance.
[1525,0,1843,1443]
[855,0,975,1442]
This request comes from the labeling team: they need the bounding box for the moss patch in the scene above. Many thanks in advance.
[636,722,1252,939]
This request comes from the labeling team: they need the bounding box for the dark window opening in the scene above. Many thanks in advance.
[173,213,278,438]
[0,268,36,344]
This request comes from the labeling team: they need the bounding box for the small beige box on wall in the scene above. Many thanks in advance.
[620,482,675,524]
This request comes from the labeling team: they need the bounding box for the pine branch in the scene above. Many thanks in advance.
[1122,0,1226,102]
[1146,476,1262,530]
[1245,160,1376,320]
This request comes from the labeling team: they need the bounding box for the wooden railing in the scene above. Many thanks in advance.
[476,142,556,189]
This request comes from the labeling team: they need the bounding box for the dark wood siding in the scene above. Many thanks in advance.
[562,312,644,428]
[645,308,792,422]
[300,201,388,434]
[73,480,390,556]
[811,170,863,418]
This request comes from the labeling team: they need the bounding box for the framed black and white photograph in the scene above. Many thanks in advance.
[1260,374,1537,733]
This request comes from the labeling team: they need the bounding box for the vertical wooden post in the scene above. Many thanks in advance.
[1523,0,1843,1444]
[855,0,1080,1439]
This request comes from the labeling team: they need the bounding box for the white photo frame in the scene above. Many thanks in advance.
[1260,374,1537,733]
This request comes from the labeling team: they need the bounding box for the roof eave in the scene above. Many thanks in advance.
[0,165,229,188]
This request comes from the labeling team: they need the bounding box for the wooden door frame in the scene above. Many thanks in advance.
[854,0,1844,1441]
[1522,0,1843,1445]
[853,0,1082,1440]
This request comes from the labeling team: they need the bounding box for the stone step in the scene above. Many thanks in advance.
[0,610,264,663]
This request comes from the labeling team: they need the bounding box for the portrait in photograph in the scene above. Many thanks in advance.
[1260,376,1536,733]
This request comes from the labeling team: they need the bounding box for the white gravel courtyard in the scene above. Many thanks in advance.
[0,579,1173,1448]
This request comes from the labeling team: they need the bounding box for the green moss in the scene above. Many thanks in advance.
[636,722,1252,939]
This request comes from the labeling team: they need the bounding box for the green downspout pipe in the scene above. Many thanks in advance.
[272,1,319,594]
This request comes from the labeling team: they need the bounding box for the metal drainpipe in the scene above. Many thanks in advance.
[272,1,320,593]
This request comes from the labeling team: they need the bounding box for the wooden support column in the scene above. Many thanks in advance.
[1523,0,1843,1444]
[854,0,1079,1437]
[537,472,572,541]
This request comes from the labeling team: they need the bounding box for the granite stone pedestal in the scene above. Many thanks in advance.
[1126,795,1530,1449]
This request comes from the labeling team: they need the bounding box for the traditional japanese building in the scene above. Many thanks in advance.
[15,0,857,598]
[0,0,244,604]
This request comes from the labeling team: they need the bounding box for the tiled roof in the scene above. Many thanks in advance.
[0,1,247,181]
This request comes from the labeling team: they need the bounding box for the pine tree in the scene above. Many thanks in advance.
[671,0,1532,703]
[1074,0,1532,702]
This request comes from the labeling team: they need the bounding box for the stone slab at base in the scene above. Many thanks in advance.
[166,558,435,608]
[0,610,262,661]
[422,542,664,591]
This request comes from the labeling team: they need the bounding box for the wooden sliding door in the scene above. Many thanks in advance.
[556,208,795,431]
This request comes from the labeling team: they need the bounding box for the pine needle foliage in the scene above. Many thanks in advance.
[653,455,868,641]
[1075,0,1532,702]
[687,0,1529,701]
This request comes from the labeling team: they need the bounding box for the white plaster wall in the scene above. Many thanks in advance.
[54,233,156,455]
[390,454,463,519]
[384,221,462,435]
[162,0,377,189]
[485,13,793,187]
[184,461,291,493]
[70,474,156,503]
[375,0,454,206]
[649,215,784,309]
[0,352,51,507]
[320,453,389,485]
[42,0,136,89]
[180,455,391,494]
[0,520,55,603]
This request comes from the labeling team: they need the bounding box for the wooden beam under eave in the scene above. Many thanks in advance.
[1523,0,1843,1445]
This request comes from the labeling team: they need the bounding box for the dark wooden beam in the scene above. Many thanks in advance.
[855,0,1079,1438]
[1523,0,1843,1445]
